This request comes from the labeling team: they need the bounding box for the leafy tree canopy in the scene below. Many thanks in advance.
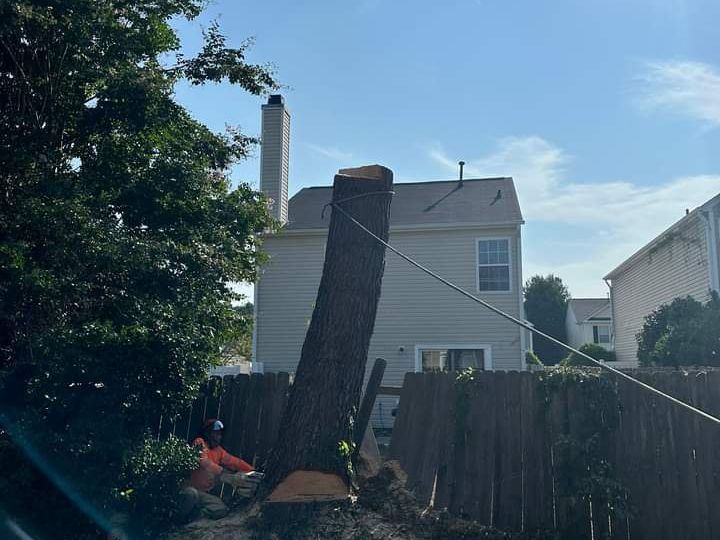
[0,0,277,533]
[523,274,571,364]
[221,302,254,363]
[637,293,720,367]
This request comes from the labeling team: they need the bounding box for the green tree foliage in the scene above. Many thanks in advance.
[561,343,617,366]
[637,293,720,367]
[523,274,571,364]
[0,0,277,534]
[221,302,254,363]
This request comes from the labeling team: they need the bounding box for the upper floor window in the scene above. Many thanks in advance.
[477,239,511,292]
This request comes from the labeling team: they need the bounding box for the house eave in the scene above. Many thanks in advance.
[605,193,720,280]
[272,220,525,237]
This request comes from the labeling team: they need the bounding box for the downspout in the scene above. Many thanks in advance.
[604,278,615,350]
[517,224,528,370]
[700,208,720,294]
[251,278,262,373]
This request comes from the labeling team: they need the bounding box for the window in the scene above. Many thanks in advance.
[593,325,610,344]
[477,239,510,292]
[419,348,487,372]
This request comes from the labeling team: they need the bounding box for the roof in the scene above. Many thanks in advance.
[604,192,720,280]
[284,177,523,230]
[569,298,610,322]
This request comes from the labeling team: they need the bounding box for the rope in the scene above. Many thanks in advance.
[326,201,720,426]
[321,190,395,220]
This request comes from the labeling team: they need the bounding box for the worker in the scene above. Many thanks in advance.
[179,418,263,520]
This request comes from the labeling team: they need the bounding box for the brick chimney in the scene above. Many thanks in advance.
[260,94,290,224]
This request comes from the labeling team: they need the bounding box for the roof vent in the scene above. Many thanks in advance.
[458,161,465,186]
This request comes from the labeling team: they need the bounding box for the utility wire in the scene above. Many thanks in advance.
[328,202,720,427]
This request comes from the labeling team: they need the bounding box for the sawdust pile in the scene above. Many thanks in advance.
[163,462,523,540]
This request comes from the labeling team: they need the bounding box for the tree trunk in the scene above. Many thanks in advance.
[264,165,393,495]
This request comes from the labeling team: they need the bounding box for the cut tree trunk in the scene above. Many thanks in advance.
[263,165,393,499]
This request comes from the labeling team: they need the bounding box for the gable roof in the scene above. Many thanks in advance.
[569,298,610,322]
[604,192,720,280]
[284,177,523,231]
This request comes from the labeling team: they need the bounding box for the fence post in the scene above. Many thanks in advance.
[354,358,387,457]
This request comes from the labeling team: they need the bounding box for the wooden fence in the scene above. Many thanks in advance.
[389,369,720,540]
[156,372,290,468]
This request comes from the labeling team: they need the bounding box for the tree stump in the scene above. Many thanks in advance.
[263,165,393,501]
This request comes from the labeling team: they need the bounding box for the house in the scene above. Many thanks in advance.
[604,193,720,364]
[252,95,531,426]
[564,298,612,351]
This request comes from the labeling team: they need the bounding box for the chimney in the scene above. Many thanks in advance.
[260,94,290,224]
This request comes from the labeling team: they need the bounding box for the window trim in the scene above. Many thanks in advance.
[476,236,513,294]
[593,324,611,344]
[414,344,493,372]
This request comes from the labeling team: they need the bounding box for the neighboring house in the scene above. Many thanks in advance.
[252,95,532,426]
[565,298,612,351]
[210,360,252,377]
[604,193,720,364]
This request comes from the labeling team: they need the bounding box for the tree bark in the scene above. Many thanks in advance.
[264,165,393,494]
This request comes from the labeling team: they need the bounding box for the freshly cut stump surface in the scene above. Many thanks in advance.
[267,470,349,503]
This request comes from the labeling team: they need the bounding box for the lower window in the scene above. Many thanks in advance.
[593,325,610,344]
[419,348,486,372]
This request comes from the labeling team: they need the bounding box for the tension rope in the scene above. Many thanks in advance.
[324,198,720,426]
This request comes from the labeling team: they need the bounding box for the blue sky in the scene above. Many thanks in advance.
[172,0,720,299]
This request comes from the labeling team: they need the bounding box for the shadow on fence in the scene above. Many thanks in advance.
[156,372,291,468]
[390,369,720,540]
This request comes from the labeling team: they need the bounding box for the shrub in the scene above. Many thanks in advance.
[115,435,201,533]
[526,350,544,366]
[562,343,616,366]
[637,293,720,367]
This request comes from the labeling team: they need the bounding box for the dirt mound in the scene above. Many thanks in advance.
[163,461,517,540]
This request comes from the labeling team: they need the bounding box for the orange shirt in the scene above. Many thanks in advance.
[189,437,254,492]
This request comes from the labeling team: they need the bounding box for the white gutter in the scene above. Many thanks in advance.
[701,206,720,293]
[251,278,263,373]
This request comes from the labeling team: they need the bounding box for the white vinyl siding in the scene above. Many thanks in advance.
[610,214,712,364]
[255,225,525,427]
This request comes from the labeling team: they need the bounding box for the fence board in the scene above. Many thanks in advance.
[672,373,702,540]
[689,372,712,540]
[405,372,440,503]
[495,371,523,531]
[225,374,249,456]
[389,372,416,464]
[465,371,494,523]
[703,371,720,540]
[255,372,277,466]
[239,373,264,464]
[417,372,452,509]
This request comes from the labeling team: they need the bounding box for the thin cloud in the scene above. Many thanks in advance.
[307,143,354,162]
[430,137,720,295]
[637,60,720,125]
